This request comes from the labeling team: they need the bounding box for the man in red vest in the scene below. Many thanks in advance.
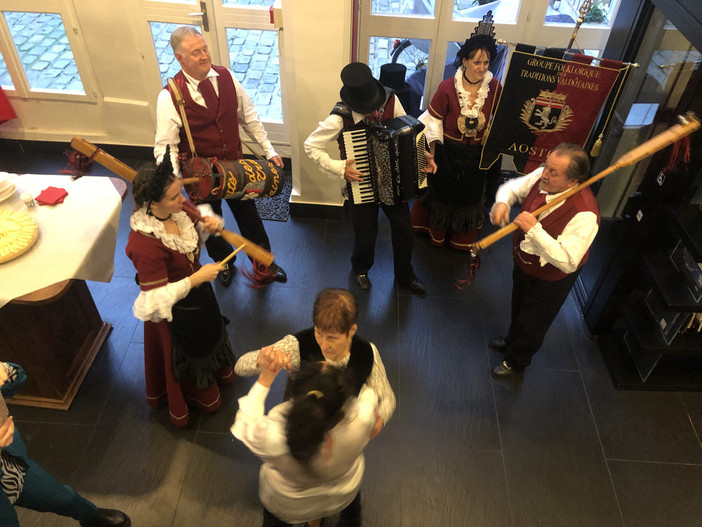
[155,26,286,287]
[488,143,599,379]
[304,62,436,295]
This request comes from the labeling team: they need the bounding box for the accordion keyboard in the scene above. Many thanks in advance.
[417,130,427,189]
[342,128,376,204]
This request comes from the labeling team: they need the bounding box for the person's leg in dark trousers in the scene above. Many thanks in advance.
[225,198,272,251]
[204,199,235,262]
[1,495,20,527]
[261,507,293,527]
[337,492,362,527]
[349,203,379,276]
[380,202,416,284]
[504,265,580,369]
[14,457,98,522]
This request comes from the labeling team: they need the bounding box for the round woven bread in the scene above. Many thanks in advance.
[0,209,39,263]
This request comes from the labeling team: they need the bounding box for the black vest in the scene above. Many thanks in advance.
[294,327,374,396]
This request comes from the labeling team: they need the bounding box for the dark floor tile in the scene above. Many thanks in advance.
[609,459,702,527]
[494,368,622,526]
[398,296,502,450]
[393,443,511,526]
[680,392,702,446]
[12,421,95,486]
[88,277,140,353]
[72,351,198,525]
[15,509,75,526]
[172,432,262,526]
[577,335,702,464]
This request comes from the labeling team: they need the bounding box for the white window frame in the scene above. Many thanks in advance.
[358,0,622,112]
[0,0,99,103]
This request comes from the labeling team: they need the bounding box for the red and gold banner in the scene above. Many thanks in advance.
[482,49,624,173]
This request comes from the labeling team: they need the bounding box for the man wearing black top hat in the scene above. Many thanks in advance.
[379,63,417,117]
[304,62,434,295]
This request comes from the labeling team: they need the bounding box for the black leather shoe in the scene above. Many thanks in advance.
[268,263,287,283]
[355,273,371,290]
[491,360,523,379]
[80,508,131,527]
[398,278,426,296]
[488,338,507,351]
[217,261,236,287]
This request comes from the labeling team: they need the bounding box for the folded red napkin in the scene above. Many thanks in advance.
[36,186,68,205]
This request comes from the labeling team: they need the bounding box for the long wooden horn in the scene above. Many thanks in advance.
[181,202,274,266]
[69,136,275,266]
[474,112,701,252]
[71,136,137,182]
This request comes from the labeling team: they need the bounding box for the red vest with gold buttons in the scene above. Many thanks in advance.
[513,180,600,281]
[167,65,243,160]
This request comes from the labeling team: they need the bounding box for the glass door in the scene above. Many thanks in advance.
[141,0,287,150]
[358,0,622,116]
[593,11,701,218]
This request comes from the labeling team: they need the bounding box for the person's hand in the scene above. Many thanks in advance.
[370,413,383,439]
[268,155,284,168]
[256,345,289,371]
[422,152,437,174]
[0,416,15,449]
[0,363,8,387]
[201,215,222,234]
[513,211,537,233]
[257,346,288,387]
[189,262,224,287]
[490,202,511,226]
[343,159,364,183]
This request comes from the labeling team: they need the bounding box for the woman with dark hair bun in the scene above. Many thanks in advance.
[232,354,380,527]
[411,12,502,263]
[125,147,236,427]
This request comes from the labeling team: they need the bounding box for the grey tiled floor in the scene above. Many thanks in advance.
[2,146,702,526]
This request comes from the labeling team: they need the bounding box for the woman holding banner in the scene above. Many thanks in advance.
[411,19,502,252]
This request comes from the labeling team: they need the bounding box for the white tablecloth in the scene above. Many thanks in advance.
[0,174,121,307]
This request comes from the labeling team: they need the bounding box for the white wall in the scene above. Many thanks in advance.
[280,0,351,207]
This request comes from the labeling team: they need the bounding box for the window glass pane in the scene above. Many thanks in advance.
[3,11,84,93]
[372,0,435,17]
[0,53,13,88]
[222,0,272,5]
[545,0,620,27]
[368,36,430,117]
[453,0,518,24]
[226,27,281,121]
[150,22,196,86]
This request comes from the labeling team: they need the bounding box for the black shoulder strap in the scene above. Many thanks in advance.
[382,86,394,105]
[330,101,352,119]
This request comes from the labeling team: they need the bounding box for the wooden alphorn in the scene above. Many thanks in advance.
[71,137,138,182]
[182,202,274,266]
[69,136,275,266]
[473,112,701,253]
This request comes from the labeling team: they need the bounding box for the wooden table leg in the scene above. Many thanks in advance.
[0,279,111,410]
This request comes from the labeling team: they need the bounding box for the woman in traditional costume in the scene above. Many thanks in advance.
[232,358,380,527]
[126,149,235,427]
[411,16,502,255]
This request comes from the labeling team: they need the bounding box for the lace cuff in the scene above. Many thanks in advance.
[132,278,191,322]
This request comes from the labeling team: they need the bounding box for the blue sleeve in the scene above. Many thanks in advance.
[1,363,27,399]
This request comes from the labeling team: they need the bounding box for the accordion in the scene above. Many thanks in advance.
[342,115,427,205]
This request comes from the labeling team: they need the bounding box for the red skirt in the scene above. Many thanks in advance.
[143,321,234,427]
